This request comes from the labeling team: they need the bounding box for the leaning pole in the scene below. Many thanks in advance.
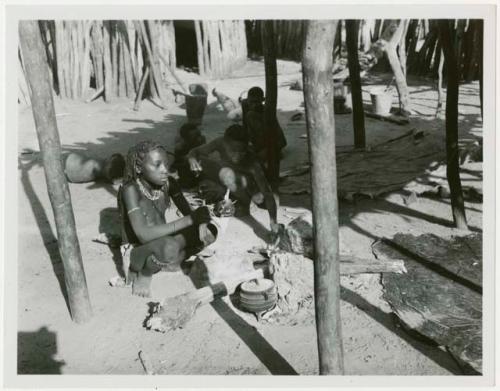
[19,20,93,323]
[302,20,344,374]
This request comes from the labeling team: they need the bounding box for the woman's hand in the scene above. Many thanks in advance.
[191,206,211,225]
[188,157,202,175]
[198,223,211,246]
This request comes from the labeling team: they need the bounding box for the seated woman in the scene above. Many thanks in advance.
[118,140,217,297]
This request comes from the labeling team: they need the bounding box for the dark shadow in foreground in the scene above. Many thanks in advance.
[18,327,65,374]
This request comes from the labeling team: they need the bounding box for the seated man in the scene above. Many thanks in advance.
[171,123,206,188]
[241,86,287,163]
[186,124,280,235]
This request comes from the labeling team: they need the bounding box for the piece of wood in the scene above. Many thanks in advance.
[194,20,205,76]
[158,52,188,93]
[141,20,169,108]
[302,19,344,375]
[346,19,366,149]
[90,21,104,92]
[364,111,409,125]
[80,21,92,98]
[85,85,104,103]
[435,48,445,118]
[149,268,265,332]
[133,66,150,111]
[102,21,114,102]
[478,20,483,118]
[138,351,154,375]
[19,20,93,323]
[438,20,468,230]
[201,21,210,76]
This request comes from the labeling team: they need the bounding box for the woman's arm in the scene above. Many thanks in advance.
[122,184,193,244]
[187,137,223,173]
[249,163,278,230]
[168,177,192,216]
[186,138,219,159]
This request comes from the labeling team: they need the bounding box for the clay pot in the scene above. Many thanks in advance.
[239,279,277,314]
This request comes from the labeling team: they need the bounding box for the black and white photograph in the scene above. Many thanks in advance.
[2,2,497,388]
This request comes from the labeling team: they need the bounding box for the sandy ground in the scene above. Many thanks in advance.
[16,60,482,375]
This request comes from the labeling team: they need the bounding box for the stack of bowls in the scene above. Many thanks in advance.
[239,278,277,314]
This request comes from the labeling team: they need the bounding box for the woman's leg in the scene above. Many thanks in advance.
[127,223,217,297]
[129,234,187,297]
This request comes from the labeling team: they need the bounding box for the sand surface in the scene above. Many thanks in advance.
[16,60,483,375]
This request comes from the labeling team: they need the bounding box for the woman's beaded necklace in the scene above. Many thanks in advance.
[136,178,163,201]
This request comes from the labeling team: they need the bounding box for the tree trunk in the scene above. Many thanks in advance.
[261,20,282,186]
[346,20,366,149]
[19,20,93,323]
[438,20,468,230]
[302,19,344,375]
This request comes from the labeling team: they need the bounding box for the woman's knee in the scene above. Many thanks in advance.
[160,238,182,263]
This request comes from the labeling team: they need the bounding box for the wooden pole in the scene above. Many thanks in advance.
[346,19,366,149]
[133,65,150,111]
[302,20,344,375]
[261,20,282,185]
[19,20,93,323]
[141,21,169,108]
[102,21,114,102]
[435,48,444,118]
[90,21,104,93]
[478,19,483,118]
[194,20,205,76]
[438,20,468,230]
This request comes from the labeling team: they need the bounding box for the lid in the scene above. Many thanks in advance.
[241,278,275,294]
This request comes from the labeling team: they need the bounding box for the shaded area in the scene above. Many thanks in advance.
[18,327,65,374]
[18,157,70,314]
[174,21,198,70]
[373,239,482,374]
[97,207,124,278]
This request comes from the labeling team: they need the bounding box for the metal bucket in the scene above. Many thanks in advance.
[370,87,393,116]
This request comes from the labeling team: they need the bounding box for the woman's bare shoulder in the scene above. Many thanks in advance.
[121,181,141,205]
